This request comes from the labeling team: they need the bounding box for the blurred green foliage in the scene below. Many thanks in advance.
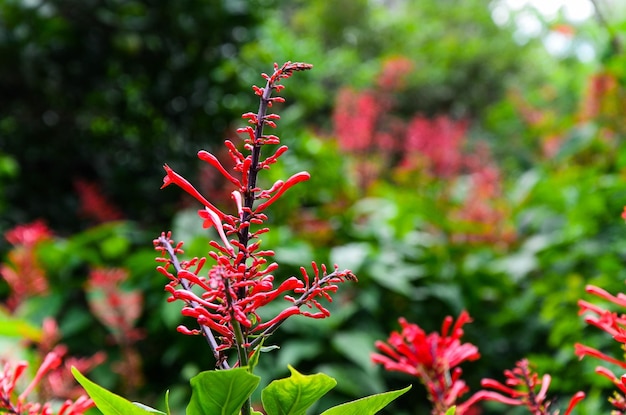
[0,0,266,232]
[2,0,626,414]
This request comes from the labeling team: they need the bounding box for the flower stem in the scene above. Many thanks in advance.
[157,236,229,369]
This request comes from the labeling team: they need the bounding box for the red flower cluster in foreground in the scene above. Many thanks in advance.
[154,62,355,367]
[0,352,93,415]
[372,311,480,414]
[373,312,585,415]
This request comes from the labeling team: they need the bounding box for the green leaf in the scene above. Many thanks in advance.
[71,367,156,415]
[445,406,456,415]
[186,367,260,415]
[248,338,265,373]
[262,365,337,415]
[133,402,166,414]
[319,385,412,415]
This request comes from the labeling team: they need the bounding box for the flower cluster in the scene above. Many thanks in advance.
[0,352,94,415]
[373,313,585,415]
[33,319,106,402]
[86,267,144,391]
[0,220,52,311]
[372,311,480,415]
[576,284,626,413]
[86,267,144,345]
[154,62,355,368]
[331,58,515,246]
[476,359,585,415]
[73,179,124,224]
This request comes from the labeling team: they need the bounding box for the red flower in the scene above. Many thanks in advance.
[154,62,355,368]
[73,179,124,224]
[4,220,52,247]
[0,352,94,415]
[404,115,468,178]
[577,283,626,413]
[470,359,584,415]
[86,267,144,344]
[377,56,414,91]
[332,88,381,153]
[1,220,53,310]
[372,311,480,415]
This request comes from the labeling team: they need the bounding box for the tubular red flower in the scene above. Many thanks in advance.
[19,352,62,402]
[161,164,225,219]
[575,343,626,369]
[564,391,586,415]
[585,284,626,308]
[254,306,301,331]
[198,208,234,254]
[255,171,311,212]
[198,150,242,188]
[464,390,523,407]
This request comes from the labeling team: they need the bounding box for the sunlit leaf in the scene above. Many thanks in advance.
[262,365,336,415]
[320,385,411,415]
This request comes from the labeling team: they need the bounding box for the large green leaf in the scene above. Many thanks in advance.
[262,365,337,415]
[320,385,412,415]
[186,367,260,415]
[72,367,161,415]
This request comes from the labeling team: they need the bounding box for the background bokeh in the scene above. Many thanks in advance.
[2,0,626,414]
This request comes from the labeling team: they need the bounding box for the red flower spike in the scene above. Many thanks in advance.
[155,62,352,368]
